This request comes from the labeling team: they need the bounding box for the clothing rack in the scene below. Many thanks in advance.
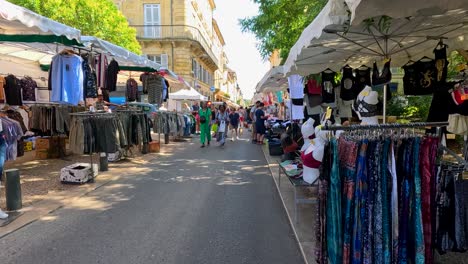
[324,121,467,169]
[69,111,117,180]
[323,122,449,131]
[115,109,146,157]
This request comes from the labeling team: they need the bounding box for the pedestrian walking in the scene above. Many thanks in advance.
[229,108,240,141]
[255,103,267,145]
[238,106,246,136]
[199,101,212,148]
[216,104,229,146]
[250,101,261,143]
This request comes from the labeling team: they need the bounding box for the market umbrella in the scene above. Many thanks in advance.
[255,66,288,93]
[283,0,468,121]
[285,0,468,75]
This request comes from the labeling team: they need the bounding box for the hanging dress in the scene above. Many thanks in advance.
[411,137,425,264]
[327,138,343,264]
[341,66,356,101]
[352,140,369,264]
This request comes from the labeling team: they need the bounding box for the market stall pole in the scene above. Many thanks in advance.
[5,169,22,211]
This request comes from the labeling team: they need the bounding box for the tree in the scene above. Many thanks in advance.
[240,0,326,63]
[8,0,141,54]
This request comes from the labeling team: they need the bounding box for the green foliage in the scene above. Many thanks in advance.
[8,0,141,54]
[387,94,432,120]
[239,0,327,62]
[448,50,466,78]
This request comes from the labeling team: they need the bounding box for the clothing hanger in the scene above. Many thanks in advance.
[342,64,352,69]
[403,60,415,67]
[358,64,370,70]
[418,56,433,62]
[322,68,335,73]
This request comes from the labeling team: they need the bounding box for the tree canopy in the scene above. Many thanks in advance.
[240,0,326,63]
[8,0,141,54]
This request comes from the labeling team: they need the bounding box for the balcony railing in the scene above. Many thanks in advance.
[131,25,219,67]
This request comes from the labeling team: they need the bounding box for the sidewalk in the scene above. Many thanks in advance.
[260,145,316,264]
[0,137,186,238]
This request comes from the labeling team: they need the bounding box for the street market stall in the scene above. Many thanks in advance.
[278,1,468,263]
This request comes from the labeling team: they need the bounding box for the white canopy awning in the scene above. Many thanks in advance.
[169,87,207,101]
[0,0,81,44]
[255,66,288,93]
[284,0,468,76]
[81,36,160,70]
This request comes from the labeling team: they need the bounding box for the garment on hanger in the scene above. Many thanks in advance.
[50,53,84,105]
[434,44,448,83]
[341,66,355,101]
[106,59,120,92]
[354,67,371,95]
[20,76,37,101]
[306,75,322,95]
[404,59,437,95]
[4,75,22,105]
[372,60,392,86]
[427,82,452,123]
[321,71,336,104]
[126,78,138,102]
[288,75,304,99]
[436,164,468,254]
[146,74,164,105]
[0,76,5,103]
[82,54,98,98]
[317,133,445,264]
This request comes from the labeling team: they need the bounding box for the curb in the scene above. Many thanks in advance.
[260,144,309,264]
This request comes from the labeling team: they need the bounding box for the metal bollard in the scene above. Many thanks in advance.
[164,134,169,144]
[99,153,108,172]
[5,169,22,211]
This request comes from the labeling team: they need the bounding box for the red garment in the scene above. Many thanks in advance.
[283,141,298,153]
[307,79,322,95]
[301,149,322,168]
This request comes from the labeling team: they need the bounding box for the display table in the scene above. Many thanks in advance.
[278,160,318,224]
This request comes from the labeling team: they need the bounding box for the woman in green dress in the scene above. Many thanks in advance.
[198,102,212,148]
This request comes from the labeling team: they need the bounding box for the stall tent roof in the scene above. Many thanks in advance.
[81,36,160,70]
[284,0,468,76]
[255,66,288,93]
[0,0,81,45]
[169,87,208,101]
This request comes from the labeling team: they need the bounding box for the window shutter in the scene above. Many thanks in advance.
[161,54,169,68]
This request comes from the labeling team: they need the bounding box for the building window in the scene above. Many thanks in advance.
[192,58,213,86]
[144,4,161,38]
[147,54,162,64]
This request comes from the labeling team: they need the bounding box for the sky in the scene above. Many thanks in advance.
[213,0,270,100]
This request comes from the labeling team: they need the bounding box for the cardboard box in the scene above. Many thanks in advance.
[149,141,160,153]
[36,138,51,150]
[35,149,49,159]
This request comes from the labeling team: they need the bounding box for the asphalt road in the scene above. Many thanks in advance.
[0,136,304,264]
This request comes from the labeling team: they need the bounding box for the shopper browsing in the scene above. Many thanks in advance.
[255,103,267,145]
[229,108,240,141]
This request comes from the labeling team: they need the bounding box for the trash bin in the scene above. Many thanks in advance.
[5,169,22,211]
